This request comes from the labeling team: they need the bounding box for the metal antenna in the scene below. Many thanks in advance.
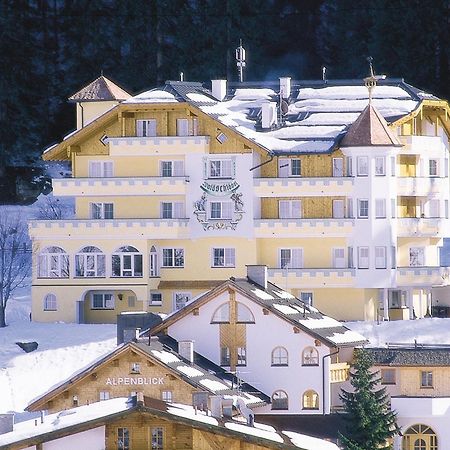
[364,56,386,104]
[322,66,327,83]
[235,39,246,83]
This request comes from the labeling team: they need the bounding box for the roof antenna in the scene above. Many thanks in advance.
[364,56,386,104]
[236,39,246,83]
[180,72,184,82]
[322,66,327,83]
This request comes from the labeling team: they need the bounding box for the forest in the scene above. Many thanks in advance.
[0,0,449,167]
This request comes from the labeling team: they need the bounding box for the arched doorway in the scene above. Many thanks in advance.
[402,424,437,450]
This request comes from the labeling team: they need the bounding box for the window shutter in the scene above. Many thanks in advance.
[136,120,144,137]
[177,119,189,136]
[105,295,115,309]
[148,119,157,137]
[375,247,386,268]
[291,249,303,268]
[222,160,232,177]
[174,202,184,219]
[192,118,198,136]
[279,201,290,219]
[38,254,48,277]
[89,161,101,177]
[103,162,113,177]
[173,160,184,176]
[225,248,235,266]
[222,202,233,219]
[278,158,290,177]
[292,200,302,218]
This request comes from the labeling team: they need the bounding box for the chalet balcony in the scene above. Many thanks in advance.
[29,218,190,240]
[397,176,447,197]
[268,268,355,289]
[397,217,449,237]
[398,135,446,155]
[254,218,354,238]
[253,177,354,197]
[329,362,350,383]
[107,135,210,156]
[52,176,189,197]
[396,266,450,286]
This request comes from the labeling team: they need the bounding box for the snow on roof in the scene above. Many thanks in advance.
[186,92,216,103]
[0,398,131,446]
[125,89,178,103]
[273,304,299,315]
[225,421,284,443]
[272,290,295,300]
[176,365,204,378]
[251,288,274,300]
[283,430,339,450]
[297,316,343,330]
[233,88,276,100]
[199,378,229,391]
[268,125,345,139]
[297,85,411,100]
[150,349,181,364]
[327,330,367,345]
[166,403,219,426]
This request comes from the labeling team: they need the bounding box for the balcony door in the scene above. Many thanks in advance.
[332,200,345,218]
[333,158,344,177]
[333,248,346,268]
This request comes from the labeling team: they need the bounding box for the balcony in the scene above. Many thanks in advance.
[268,268,355,289]
[107,136,210,156]
[253,177,354,197]
[397,177,447,197]
[254,218,354,238]
[397,218,449,237]
[29,218,190,240]
[52,177,188,197]
[329,362,350,383]
[396,266,450,286]
[398,135,445,154]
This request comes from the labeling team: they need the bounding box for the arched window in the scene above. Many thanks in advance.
[302,347,319,366]
[237,303,255,323]
[75,246,105,277]
[43,294,57,311]
[402,424,437,450]
[302,390,319,410]
[112,246,143,277]
[211,303,230,323]
[271,390,288,410]
[210,302,255,324]
[271,347,288,366]
[149,246,159,277]
[38,247,69,278]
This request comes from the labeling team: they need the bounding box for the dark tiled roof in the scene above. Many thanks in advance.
[365,347,450,366]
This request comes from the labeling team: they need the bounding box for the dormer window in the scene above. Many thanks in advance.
[130,363,141,374]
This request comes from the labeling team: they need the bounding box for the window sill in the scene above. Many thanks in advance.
[420,386,434,389]
[110,275,143,278]
[211,266,236,269]
[302,407,319,411]
[91,308,115,311]
[161,266,184,269]
[74,276,106,279]
[302,363,319,367]
[149,303,162,307]
[271,364,289,367]
[43,309,57,312]
[37,276,69,279]
[271,408,288,411]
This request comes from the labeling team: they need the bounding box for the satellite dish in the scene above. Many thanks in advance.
[280,100,289,116]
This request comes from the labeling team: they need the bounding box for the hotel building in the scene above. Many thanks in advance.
[30,75,450,323]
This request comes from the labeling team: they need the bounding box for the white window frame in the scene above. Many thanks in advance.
[208,159,233,179]
[43,293,57,311]
[390,156,396,176]
[279,248,303,269]
[332,199,345,219]
[375,246,387,269]
[176,118,198,137]
[358,199,369,218]
[332,248,346,268]
[136,119,157,137]
[149,291,162,306]
[162,248,184,267]
[346,156,353,176]
[209,201,233,219]
[375,156,386,176]
[358,247,369,269]
[88,160,113,178]
[91,292,114,309]
[75,246,106,277]
[237,347,247,366]
[410,247,425,267]
[332,158,344,177]
[111,247,143,277]
[160,160,184,177]
[357,156,369,176]
[160,202,184,219]
[173,292,191,311]
[161,391,173,402]
[302,347,319,366]
[271,390,288,410]
[90,202,114,219]
[271,347,288,366]
[429,159,439,177]
[38,247,69,278]
[391,198,396,218]
[99,391,110,401]
[421,370,433,388]
[375,199,386,218]
[279,200,302,219]
[278,158,301,177]
[212,248,235,267]
[300,292,313,305]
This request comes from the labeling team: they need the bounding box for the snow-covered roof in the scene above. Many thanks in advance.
[1,397,340,450]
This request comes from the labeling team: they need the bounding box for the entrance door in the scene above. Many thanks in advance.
[333,200,345,218]
[333,158,344,177]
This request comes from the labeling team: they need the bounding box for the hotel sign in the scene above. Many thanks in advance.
[200,180,239,196]
[106,377,164,386]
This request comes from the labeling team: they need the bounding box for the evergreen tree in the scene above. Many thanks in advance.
[339,349,399,450]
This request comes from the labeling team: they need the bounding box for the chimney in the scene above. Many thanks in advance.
[247,265,268,289]
[279,77,291,99]
[261,102,277,129]
[211,80,227,101]
[178,340,194,364]
[209,396,223,418]
[0,414,14,435]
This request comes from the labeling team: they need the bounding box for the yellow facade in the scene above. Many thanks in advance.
[30,86,450,323]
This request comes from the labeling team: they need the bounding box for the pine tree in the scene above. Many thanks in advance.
[339,349,400,450]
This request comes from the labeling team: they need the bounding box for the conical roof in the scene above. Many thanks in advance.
[68,75,131,102]
[340,104,402,147]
